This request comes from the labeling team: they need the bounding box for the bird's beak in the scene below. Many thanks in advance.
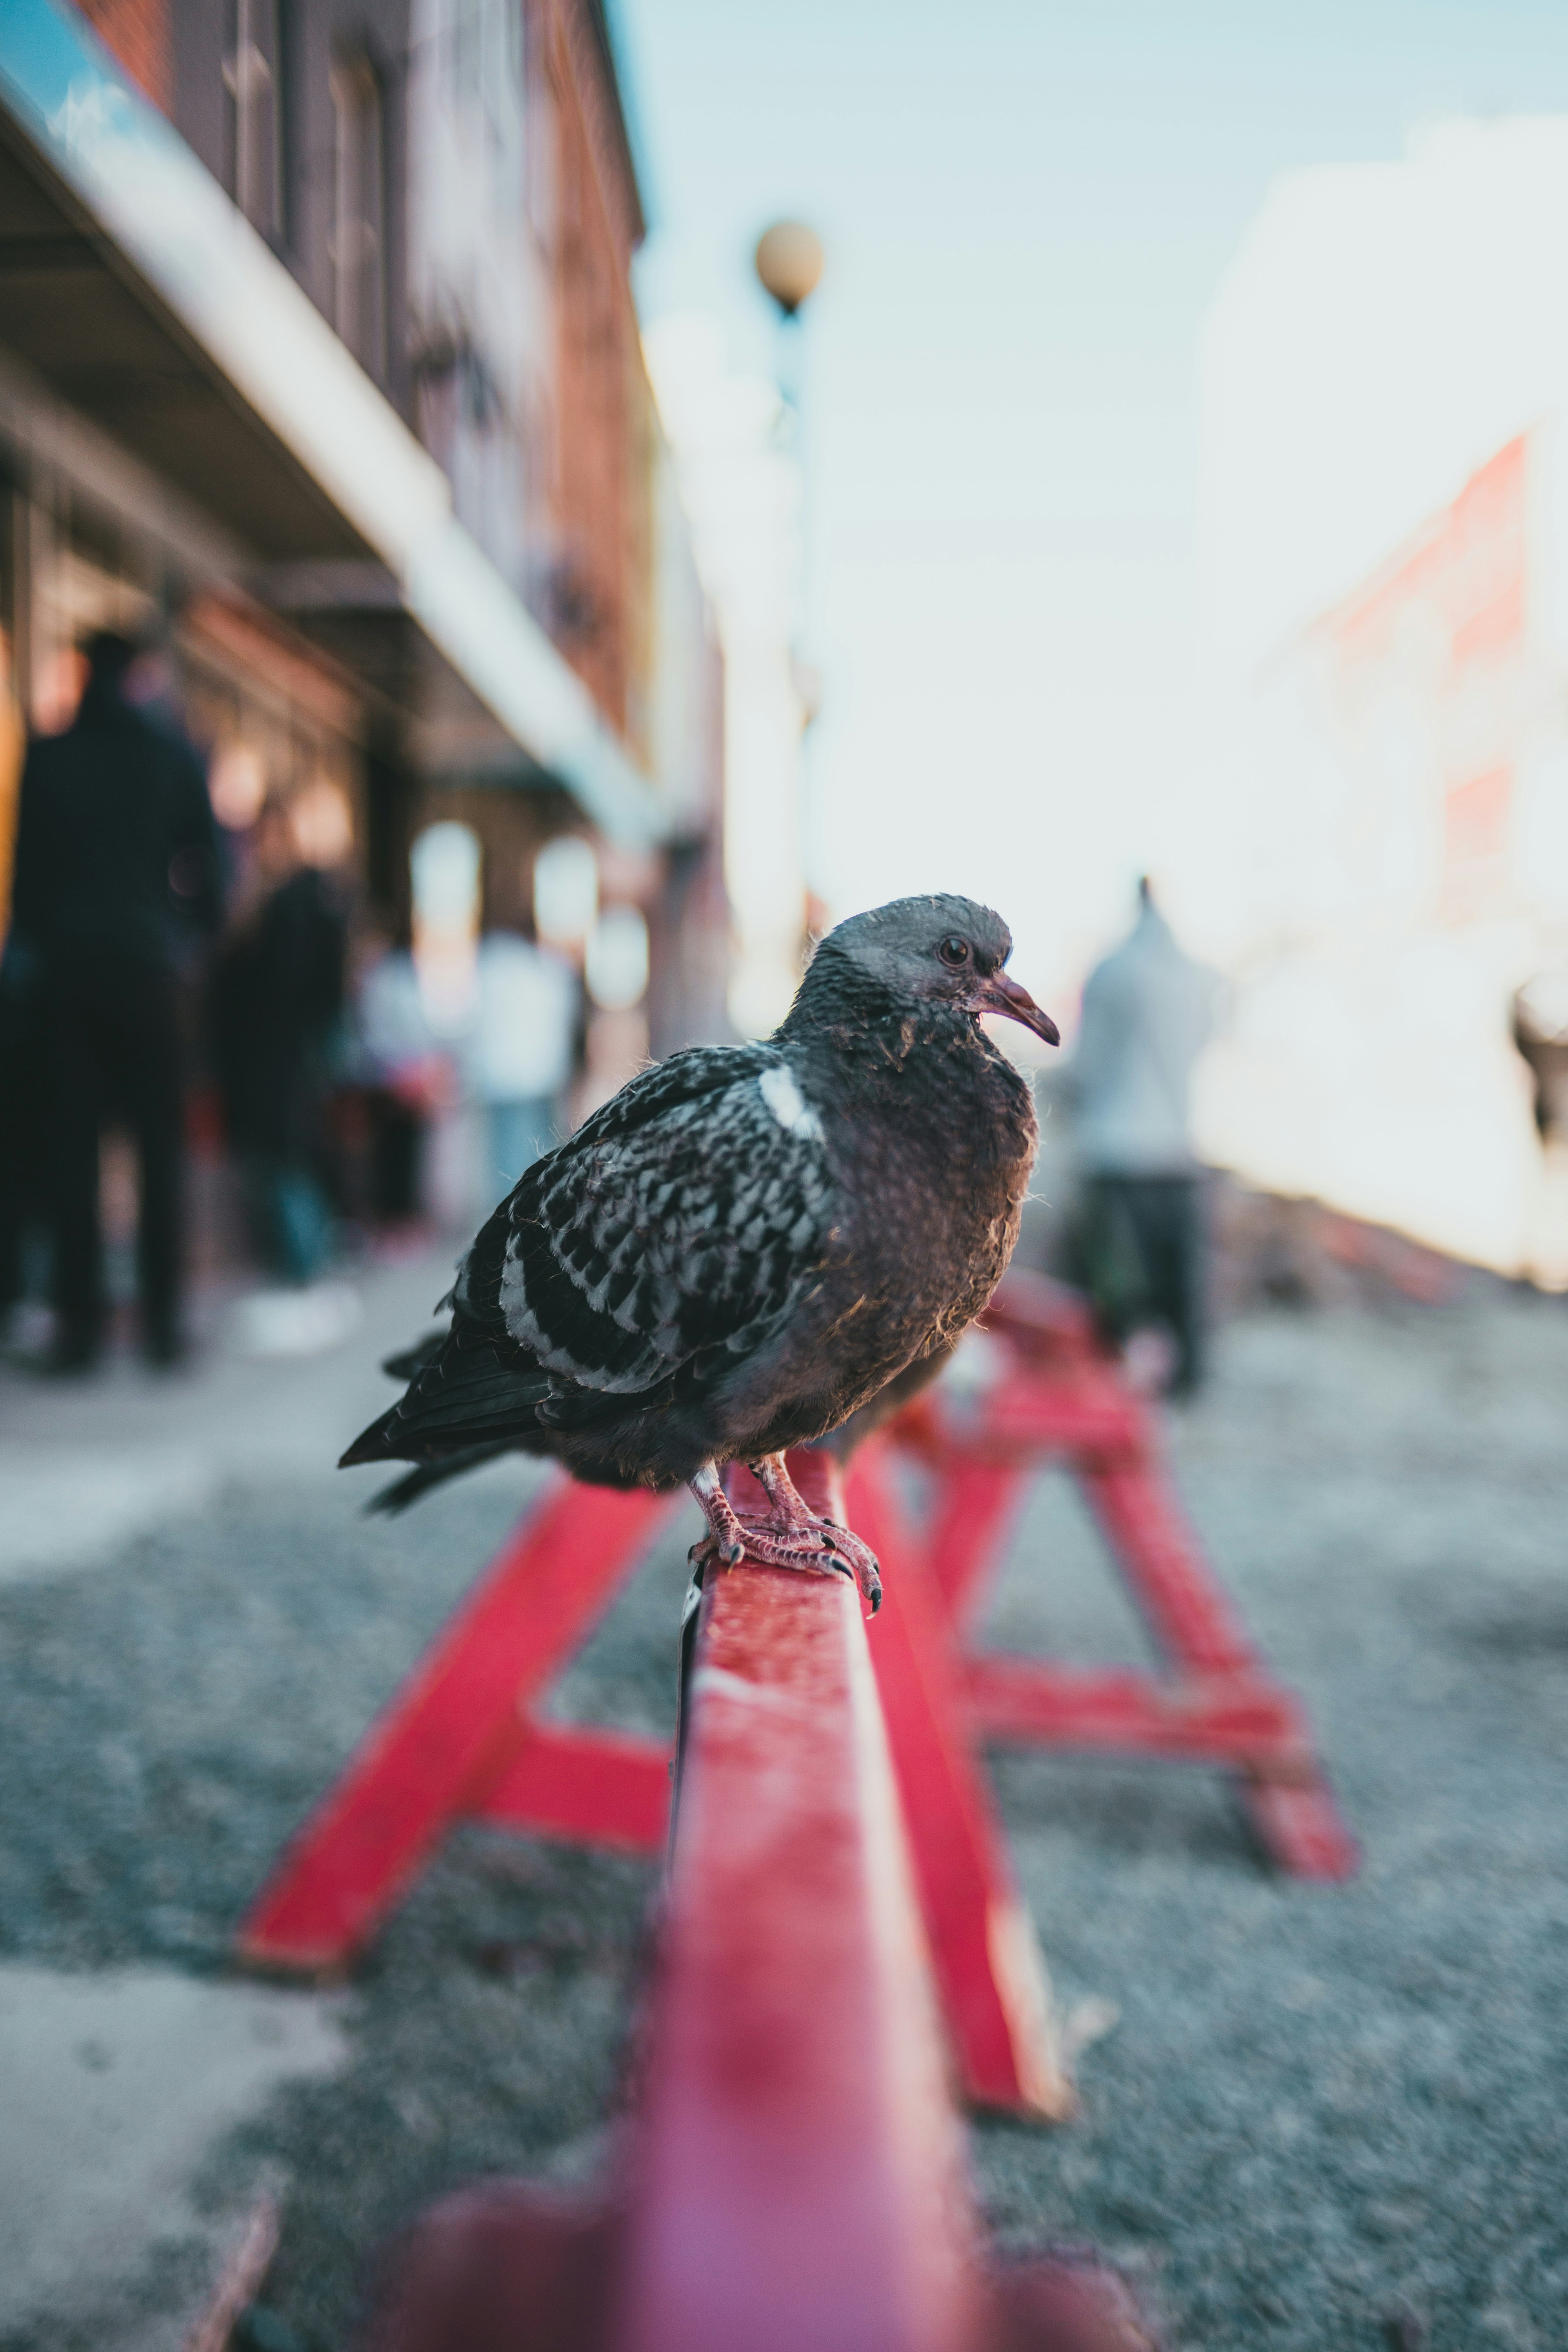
[980,969,1060,1047]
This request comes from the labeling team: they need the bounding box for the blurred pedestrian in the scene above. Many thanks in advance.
[209,789,348,1287]
[1063,877,1224,1396]
[353,931,450,1228]
[8,629,222,1370]
[1512,971,1568,1144]
[469,912,578,1197]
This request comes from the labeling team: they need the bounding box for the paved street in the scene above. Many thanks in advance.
[0,1257,1565,2351]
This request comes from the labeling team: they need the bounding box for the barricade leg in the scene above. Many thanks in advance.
[846,1449,1075,2122]
[237,1478,677,1973]
[925,1456,1033,1624]
[1077,1452,1254,1678]
[904,1331,1360,1885]
[1079,1452,1359,1880]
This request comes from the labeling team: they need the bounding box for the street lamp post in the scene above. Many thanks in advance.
[750,218,826,971]
[753,219,824,415]
[754,219,824,318]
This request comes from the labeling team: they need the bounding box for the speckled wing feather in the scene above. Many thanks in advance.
[481,1043,835,1396]
[344,1045,836,1471]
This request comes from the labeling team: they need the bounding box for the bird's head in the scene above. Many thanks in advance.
[800,895,1059,1046]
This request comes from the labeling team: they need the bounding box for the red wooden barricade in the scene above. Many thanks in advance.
[239,1271,1353,2120]
[907,1272,1358,1882]
[237,1480,678,1974]
[361,1454,1153,2352]
[239,1454,1073,2120]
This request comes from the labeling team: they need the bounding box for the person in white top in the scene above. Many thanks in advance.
[1062,878,1225,1395]
[468,922,580,1195]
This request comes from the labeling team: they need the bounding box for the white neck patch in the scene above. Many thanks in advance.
[759,1063,824,1141]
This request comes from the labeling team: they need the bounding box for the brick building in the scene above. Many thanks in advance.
[0,0,724,1103]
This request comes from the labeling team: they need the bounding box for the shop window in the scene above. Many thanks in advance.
[533,833,598,948]
[411,821,481,1034]
[225,0,283,239]
[330,53,387,378]
[585,905,648,1012]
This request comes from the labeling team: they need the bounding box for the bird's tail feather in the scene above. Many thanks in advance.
[341,1330,553,1470]
[340,1404,403,1468]
[366,1441,516,1515]
[381,1328,449,1383]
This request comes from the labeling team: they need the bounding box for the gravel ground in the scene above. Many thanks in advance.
[0,1281,1565,2350]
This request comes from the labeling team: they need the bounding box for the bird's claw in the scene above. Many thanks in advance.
[710,1514,881,1616]
[688,1533,745,1570]
[818,1523,883,1616]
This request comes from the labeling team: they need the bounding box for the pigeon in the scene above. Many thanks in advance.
[340,894,1058,1609]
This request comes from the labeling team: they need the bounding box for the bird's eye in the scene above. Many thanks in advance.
[937,935,971,968]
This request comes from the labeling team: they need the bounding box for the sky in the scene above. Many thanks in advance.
[614,0,1568,999]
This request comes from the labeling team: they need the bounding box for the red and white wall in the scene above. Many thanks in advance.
[1185,120,1568,1280]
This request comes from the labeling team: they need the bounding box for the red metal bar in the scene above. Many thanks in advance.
[981,1371,1143,1462]
[966,1657,1308,1765]
[1077,1457,1256,1680]
[237,1479,675,1971]
[847,1451,1075,2123]
[613,1452,989,2352]
[475,1723,671,1854]
[924,1457,1032,1625]
[1239,1779,1362,1881]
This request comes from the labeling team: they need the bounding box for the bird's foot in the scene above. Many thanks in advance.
[743,1452,882,1613]
[735,1513,882,1615]
[690,1514,877,1611]
[685,1460,882,1613]
[686,1529,745,1572]
[826,1525,883,1615]
[687,1463,749,1571]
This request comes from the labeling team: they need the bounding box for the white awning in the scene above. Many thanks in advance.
[0,0,667,847]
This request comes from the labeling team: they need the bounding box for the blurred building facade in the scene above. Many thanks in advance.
[1188,118,1568,1282]
[644,312,811,1040]
[0,0,725,1108]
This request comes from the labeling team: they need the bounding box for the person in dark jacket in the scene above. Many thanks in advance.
[9,631,223,1369]
[209,793,347,1285]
